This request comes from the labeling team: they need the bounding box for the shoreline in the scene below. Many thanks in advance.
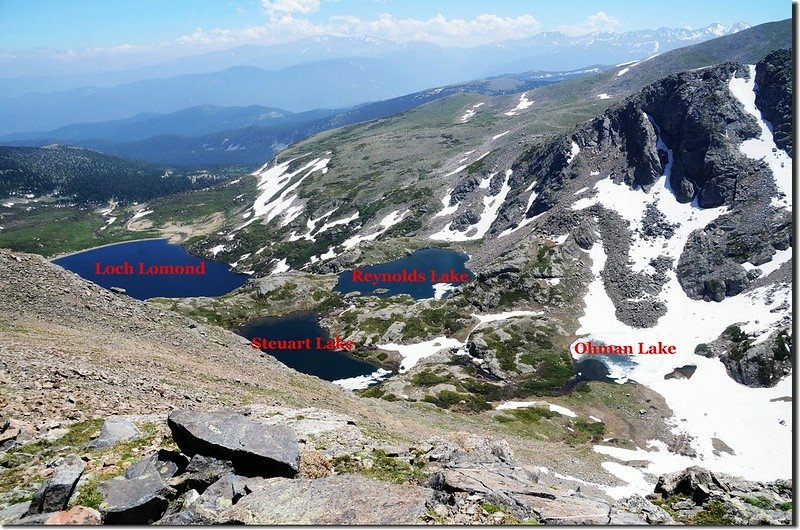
[48,237,169,261]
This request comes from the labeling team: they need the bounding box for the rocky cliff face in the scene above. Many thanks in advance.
[482,58,790,316]
[755,49,792,156]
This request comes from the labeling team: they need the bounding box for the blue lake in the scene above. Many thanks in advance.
[236,312,379,381]
[333,247,473,300]
[52,239,249,300]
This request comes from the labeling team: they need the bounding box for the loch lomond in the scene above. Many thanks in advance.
[52,239,248,300]
[334,247,473,300]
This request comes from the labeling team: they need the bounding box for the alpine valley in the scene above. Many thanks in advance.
[0,14,793,527]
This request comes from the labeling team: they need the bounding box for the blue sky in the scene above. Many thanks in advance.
[0,0,790,63]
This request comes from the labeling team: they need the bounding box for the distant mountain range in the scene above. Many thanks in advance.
[2,68,602,167]
[0,105,339,143]
[0,22,750,135]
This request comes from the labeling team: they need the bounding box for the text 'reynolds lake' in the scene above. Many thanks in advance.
[334,247,473,300]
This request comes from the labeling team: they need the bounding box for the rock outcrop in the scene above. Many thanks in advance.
[696,326,792,387]
[650,466,792,525]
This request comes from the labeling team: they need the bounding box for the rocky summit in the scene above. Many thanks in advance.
[2,405,792,525]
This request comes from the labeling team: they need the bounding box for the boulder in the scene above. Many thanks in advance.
[44,506,101,525]
[219,475,433,525]
[0,501,31,525]
[167,410,300,478]
[11,512,55,525]
[126,449,188,481]
[98,459,176,524]
[155,510,212,526]
[168,454,235,494]
[26,455,85,515]
[618,494,674,524]
[654,466,720,503]
[157,473,259,525]
[428,464,542,498]
[571,218,597,250]
[533,495,613,525]
[88,417,140,449]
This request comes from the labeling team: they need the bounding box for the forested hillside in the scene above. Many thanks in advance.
[0,145,220,203]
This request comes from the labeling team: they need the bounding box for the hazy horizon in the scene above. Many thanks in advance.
[0,0,789,78]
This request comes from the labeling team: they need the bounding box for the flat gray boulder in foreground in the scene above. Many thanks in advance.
[167,410,300,478]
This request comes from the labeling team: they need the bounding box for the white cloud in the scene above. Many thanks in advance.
[6,9,542,73]
[175,12,540,48]
[560,11,620,36]
[261,0,320,17]
[53,43,155,60]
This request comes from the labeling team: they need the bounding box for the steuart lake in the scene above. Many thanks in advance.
[237,312,380,383]
[52,239,249,300]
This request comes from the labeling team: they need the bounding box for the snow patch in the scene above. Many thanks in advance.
[433,189,459,218]
[317,211,359,234]
[471,311,541,324]
[271,258,290,274]
[567,141,580,165]
[505,93,533,116]
[445,164,469,177]
[99,201,117,216]
[430,169,512,241]
[573,238,791,488]
[342,209,408,250]
[459,102,484,123]
[496,401,577,418]
[378,337,463,373]
[616,54,660,77]
[288,208,338,242]
[741,247,792,279]
[333,368,392,390]
[249,156,330,228]
[432,283,456,300]
[99,216,116,231]
[130,209,153,221]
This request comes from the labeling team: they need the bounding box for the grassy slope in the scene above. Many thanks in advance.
[0,172,253,257]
